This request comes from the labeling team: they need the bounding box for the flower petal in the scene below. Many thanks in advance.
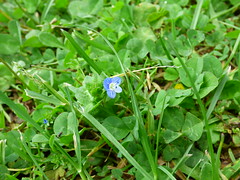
[114,85,122,93]
[107,90,116,98]
[111,77,121,85]
[103,78,112,90]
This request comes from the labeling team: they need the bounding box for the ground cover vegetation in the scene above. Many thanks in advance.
[0,0,239,179]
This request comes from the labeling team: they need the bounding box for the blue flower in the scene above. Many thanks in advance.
[103,77,122,98]
[43,119,48,124]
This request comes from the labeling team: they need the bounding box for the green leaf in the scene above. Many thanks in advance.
[126,38,143,54]
[198,72,218,98]
[0,64,14,91]
[162,107,184,131]
[163,129,182,144]
[133,2,157,26]
[32,134,48,143]
[178,67,196,87]
[68,0,103,18]
[200,163,213,180]
[0,165,9,180]
[55,0,69,9]
[53,112,72,136]
[102,116,130,140]
[62,30,102,74]
[153,90,169,115]
[220,80,240,99]
[163,145,181,161]
[187,29,205,47]
[25,89,63,105]
[206,31,224,46]
[134,27,157,42]
[167,89,192,107]
[203,55,223,78]
[164,68,179,81]
[39,32,64,49]
[8,20,22,45]
[40,0,54,23]
[0,34,20,55]
[175,35,192,56]
[6,131,31,161]
[182,112,203,141]
[22,0,39,13]
[186,56,203,75]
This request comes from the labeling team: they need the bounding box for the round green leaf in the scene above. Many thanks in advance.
[162,107,184,131]
[102,116,130,140]
[32,134,48,143]
[53,112,69,136]
[163,129,182,143]
[68,0,103,18]
[0,34,20,55]
[163,145,181,161]
[198,72,218,98]
[187,29,205,47]
[203,55,223,78]
[164,68,179,81]
[39,32,64,48]
[182,112,203,141]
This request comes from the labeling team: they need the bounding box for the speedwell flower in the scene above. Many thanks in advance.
[43,119,48,124]
[103,77,122,98]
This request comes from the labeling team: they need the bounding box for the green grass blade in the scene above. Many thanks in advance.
[190,0,203,29]
[172,144,193,175]
[224,33,240,69]
[62,30,102,74]
[210,2,240,20]
[64,85,88,180]
[186,159,203,180]
[155,95,166,163]
[36,75,69,104]
[19,131,49,180]
[206,73,228,119]
[25,89,64,105]
[216,133,224,169]
[158,166,177,180]
[40,0,54,23]
[74,31,113,54]
[0,140,6,165]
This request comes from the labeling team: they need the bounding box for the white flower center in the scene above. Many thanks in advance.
[109,82,117,91]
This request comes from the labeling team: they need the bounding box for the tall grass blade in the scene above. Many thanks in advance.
[64,86,88,180]
[40,0,54,23]
[158,166,177,180]
[75,31,113,54]
[224,33,240,69]
[0,140,6,165]
[190,0,203,29]
[62,30,102,74]
[206,73,228,119]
